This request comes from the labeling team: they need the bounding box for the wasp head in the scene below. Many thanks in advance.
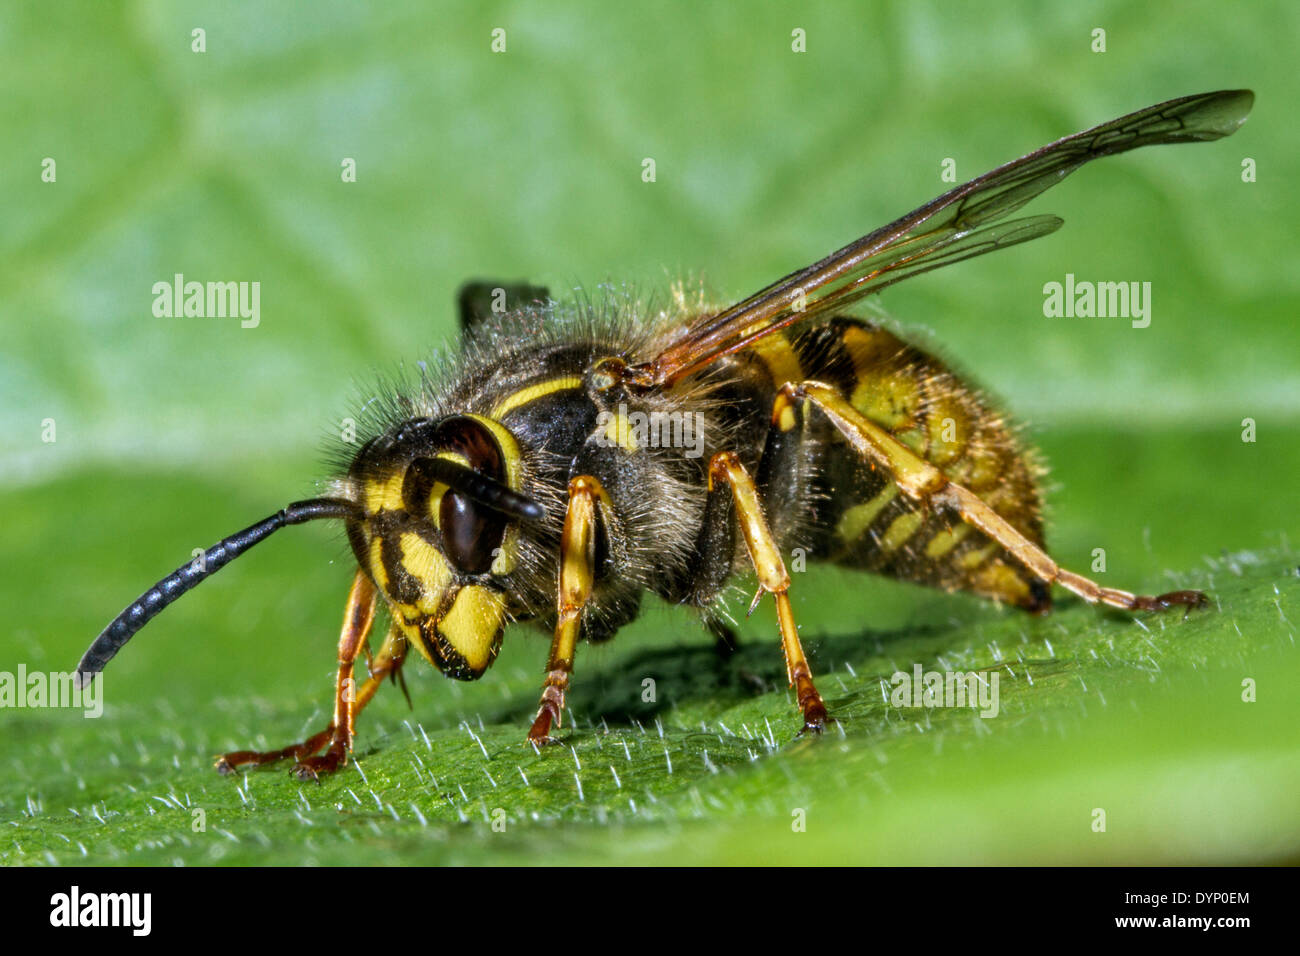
[346,414,545,680]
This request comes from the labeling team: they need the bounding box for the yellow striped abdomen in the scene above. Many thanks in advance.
[779,317,1049,611]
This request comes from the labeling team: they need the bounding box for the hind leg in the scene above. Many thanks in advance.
[774,382,1207,612]
[708,451,832,734]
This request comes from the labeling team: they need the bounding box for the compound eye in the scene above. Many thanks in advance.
[400,416,517,576]
[439,491,506,575]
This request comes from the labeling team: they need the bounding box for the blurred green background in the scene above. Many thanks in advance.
[2,1,1297,865]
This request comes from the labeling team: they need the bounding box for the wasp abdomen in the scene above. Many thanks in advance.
[749,317,1050,611]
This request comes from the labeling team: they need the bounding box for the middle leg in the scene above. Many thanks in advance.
[708,451,831,734]
[526,475,608,745]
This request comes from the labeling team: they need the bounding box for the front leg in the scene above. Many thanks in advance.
[527,475,608,745]
[216,568,407,779]
[708,451,832,734]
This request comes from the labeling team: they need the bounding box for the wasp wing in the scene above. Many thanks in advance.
[632,89,1253,386]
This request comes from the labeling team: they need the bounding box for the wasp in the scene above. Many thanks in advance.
[77,90,1251,778]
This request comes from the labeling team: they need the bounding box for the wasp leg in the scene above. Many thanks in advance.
[527,475,606,746]
[709,452,832,735]
[216,569,407,779]
[215,628,408,779]
[291,626,407,780]
[775,382,1209,613]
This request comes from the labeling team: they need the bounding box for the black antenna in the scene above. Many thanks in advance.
[407,457,546,522]
[75,498,357,686]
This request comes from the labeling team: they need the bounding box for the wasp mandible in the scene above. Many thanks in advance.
[78,90,1251,777]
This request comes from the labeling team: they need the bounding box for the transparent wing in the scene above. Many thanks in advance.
[631,89,1253,386]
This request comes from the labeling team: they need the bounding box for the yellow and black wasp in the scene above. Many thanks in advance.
[77,90,1251,777]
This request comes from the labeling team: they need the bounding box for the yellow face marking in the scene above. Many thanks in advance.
[363,471,406,515]
[604,411,639,452]
[397,617,438,669]
[836,483,899,543]
[880,512,923,553]
[398,532,452,614]
[439,585,507,672]
[368,536,390,594]
[925,522,973,558]
[491,376,584,418]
